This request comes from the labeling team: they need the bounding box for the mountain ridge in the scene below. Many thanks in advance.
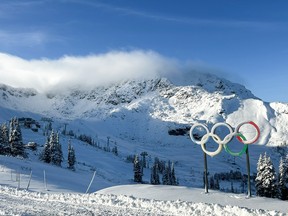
[0,72,288,146]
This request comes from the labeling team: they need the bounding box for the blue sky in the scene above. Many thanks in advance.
[0,0,287,102]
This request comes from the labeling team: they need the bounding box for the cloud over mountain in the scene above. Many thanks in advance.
[0,50,180,92]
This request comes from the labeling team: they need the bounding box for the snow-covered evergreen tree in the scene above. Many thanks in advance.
[133,155,142,183]
[112,145,118,156]
[255,153,265,196]
[39,137,51,163]
[150,160,160,185]
[154,157,164,174]
[0,124,4,154]
[0,123,10,155]
[9,118,25,157]
[140,151,148,168]
[263,154,277,198]
[255,153,277,198]
[215,178,220,190]
[278,156,288,200]
[49,131,63,166]
[67,140,76,170]
[162,160,178,186]
[162,161,172,185]
[171,162,177,186]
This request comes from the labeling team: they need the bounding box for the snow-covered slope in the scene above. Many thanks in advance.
[1,71,288,215]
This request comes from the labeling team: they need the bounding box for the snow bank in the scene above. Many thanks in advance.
[98,184,288,214]
[0,185,286,216]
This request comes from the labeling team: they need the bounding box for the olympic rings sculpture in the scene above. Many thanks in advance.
[189,121,260,157]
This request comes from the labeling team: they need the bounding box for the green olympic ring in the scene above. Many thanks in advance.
[223,133,248,157]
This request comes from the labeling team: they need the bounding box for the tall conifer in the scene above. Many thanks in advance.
[256,153,277,198]
[9,118,25,157]
[67,140,76,170]
[150,160,160,185]
[278,156,288,200]
[133,155,142,183]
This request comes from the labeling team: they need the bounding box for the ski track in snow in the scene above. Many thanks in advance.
[0,186,285,216]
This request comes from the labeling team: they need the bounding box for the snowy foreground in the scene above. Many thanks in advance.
[0,185,287,216]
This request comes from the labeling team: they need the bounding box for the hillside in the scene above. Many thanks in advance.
[0,71,288,215]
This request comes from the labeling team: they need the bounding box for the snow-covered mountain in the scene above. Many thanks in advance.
[1,71,288,214]
[1,71,288,146]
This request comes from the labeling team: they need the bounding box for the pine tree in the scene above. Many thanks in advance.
[67,140,76,170]
[112,145,118,156]
[171,162,177,185]
[140,151,148,168]
[255,153,265,196]
[231,182,234,193]
[150,160,160,185]
[0,123,10,155]
[133,155,142,183]
[263,154,277,198]
[256,153,277,198]
[50,131,63,166]
[215,178,220,190]
[161,160,178,186]
[0,124,4,154]
[9,118,25,157]
[39,137,51,163]
[278,156,288,200]
[162,161,172,185]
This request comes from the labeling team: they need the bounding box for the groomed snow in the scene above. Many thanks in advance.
[99,184,288,214]
[0,184,286,216]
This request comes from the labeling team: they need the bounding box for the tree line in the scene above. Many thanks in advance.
[133,153,178,186]
[0,117,76,171]
[39,130,76,170]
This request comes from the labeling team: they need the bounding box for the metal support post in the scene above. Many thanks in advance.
[246,146,251,197]
[203,143,208,193]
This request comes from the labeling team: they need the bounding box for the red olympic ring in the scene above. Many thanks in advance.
[235,121,260,144]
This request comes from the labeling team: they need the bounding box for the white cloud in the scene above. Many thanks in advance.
[0,50,180,92]
[0,30,50,47]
